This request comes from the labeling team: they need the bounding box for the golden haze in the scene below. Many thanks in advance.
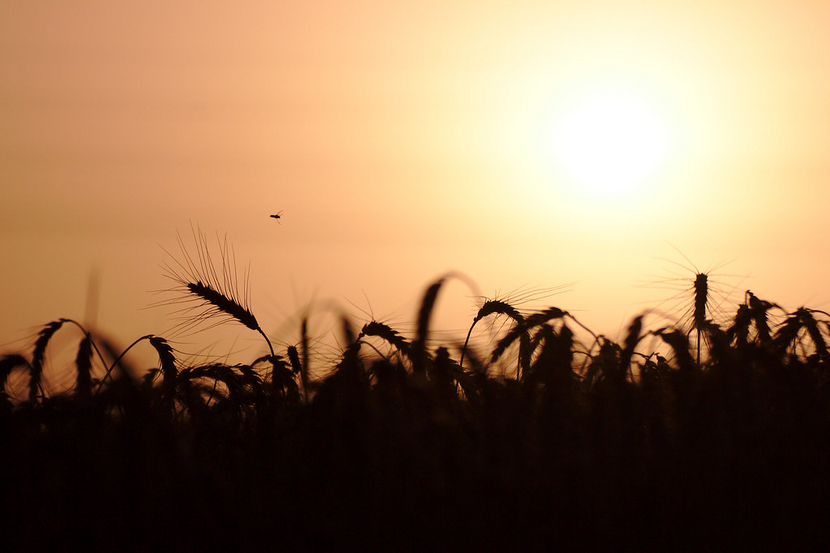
[2,1,830,365]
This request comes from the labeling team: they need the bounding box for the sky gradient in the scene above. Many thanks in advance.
[3,1,830,372]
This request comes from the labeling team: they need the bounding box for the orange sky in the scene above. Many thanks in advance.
[3,1,830,374]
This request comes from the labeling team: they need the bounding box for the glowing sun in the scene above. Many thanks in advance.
[552,87,669,197]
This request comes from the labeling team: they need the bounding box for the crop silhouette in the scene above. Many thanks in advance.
[4,232,830,550]
[158,224,275,356]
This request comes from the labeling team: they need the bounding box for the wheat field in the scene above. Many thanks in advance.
[3,232,830,551]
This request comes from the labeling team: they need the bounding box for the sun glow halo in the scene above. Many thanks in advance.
[552,88,669,198]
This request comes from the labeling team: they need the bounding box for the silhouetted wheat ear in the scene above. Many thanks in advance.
[178,364,250,409]
[75,332,94,397]
[525,307,566,328]
[729,303,752,345]
[184,280,275,357]
[691,272,709,364]
[656,328,696,372]
[617,315,644,382]
[748,292,774,343]
[799,308,829,360]
[492,305,567,367]
[417,279,444,343]
[254,354,296,398]
[359,321,410,355]
[287,345,302,374]
[149,336,178,386]
[693,273,708,328]
[771,307,829,360]
[30,320,65,401]
[526,323,574,386]
[413,278,445,373]
[647,247,744,341]
[187,281,259,331]
[159,225,274,357]
[235,362,266,400]
[474,300,524,324]
[460,299,525,373]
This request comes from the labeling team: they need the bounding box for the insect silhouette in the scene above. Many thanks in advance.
[270,211,283,223]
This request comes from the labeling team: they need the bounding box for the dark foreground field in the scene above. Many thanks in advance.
[4,277,830,551]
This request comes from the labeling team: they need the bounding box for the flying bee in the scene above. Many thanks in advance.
[270,211,283,223]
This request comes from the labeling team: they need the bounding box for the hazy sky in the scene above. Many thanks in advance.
[3,1,830,371]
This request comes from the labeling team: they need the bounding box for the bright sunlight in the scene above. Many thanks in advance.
[552,87,669,197]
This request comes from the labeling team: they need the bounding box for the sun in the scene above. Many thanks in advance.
[551,87,669,197]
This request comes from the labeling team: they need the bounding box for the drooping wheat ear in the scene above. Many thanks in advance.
[148,336,178,388]
[655,328,696,372]
[524,322,574,389]
[729,302,752,346]
[252,353,296,399]
[524,306,567,328]
[46,318,110,396]
[412,278,445,374]
[747,291,774,344]
[417,279,444,342]
[460,299,524,375]
[359,321,410,357]
[30,320,65,401]
[491,306,566,366]
[618,315,643,382]
[473,299,524,324]
[235,362,266,403]
[159,224,274,357]
[773,307,830,361]
[799,308,830,361]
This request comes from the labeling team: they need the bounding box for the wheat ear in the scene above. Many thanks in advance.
[159,224,274,357]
